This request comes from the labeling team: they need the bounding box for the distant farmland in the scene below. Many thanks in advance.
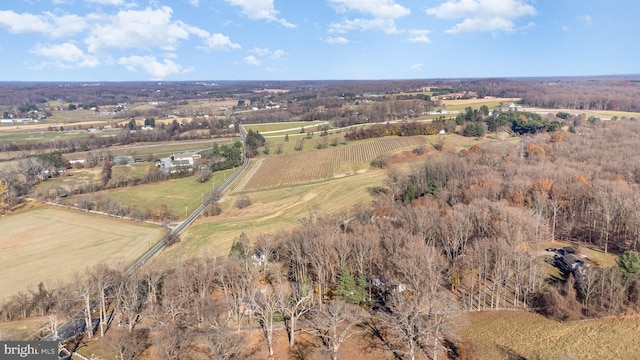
[234,136,427,191]
[0,205,164,299]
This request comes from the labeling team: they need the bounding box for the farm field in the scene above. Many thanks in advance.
[243,121,329,133]
[64,137,235,162]
[541,108,640,120]
[439,97,521,111]
[159,165,390,261]
[459,310,640,359]
[0,128,111,145]
[101,168,236,218]
[0,205,165,299]
[234,136,427,191]
[35,162,150,196]
[259,131,348,155]
[161,131,518,261]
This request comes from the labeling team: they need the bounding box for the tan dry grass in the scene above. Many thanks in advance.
[538,240,618,268]
[440,97,520,107]
[459,310,640,360]
[158,167,388,261]
[236,136,426,191]
[0,204,164,300]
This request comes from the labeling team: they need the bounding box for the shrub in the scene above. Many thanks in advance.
[235,195,251,209]
[371,156,388,169]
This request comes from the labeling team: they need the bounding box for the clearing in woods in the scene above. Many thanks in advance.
[0,205,165,300]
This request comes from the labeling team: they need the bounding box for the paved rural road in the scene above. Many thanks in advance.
[44,124,249,342]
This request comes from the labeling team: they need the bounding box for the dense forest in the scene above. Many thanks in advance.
[2,76,640,119]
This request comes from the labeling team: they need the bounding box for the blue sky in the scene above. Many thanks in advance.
[0,0,637,81]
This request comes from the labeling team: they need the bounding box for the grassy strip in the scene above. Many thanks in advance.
[243,121,328,133]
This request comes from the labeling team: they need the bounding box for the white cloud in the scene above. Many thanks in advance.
[577,14,592,25]
[270,49,285,60]
[410,63,423,72]
[329,0,410,19]
[325,36,349,44]
[189,0,200,6]
[85,0,125,5]
[30,42,100,68]
[118,55,191,80]
[226,0,296,28]
[0,10,87,38]
[85,7,191,53]
[329,18,399,34]
[405,29,431,43]
[177,23,240,51]
[243,55,261,66]
[427,0,536,35]
[200,33,241,51]
[248,48,285,60]
[561,25,569,31]
[251,47,270,56]
[328,0,409,34]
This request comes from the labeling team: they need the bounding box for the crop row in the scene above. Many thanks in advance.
[242,137,426,191]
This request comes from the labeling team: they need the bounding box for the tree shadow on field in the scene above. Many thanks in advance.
[497,345,527,360]
[359,317,403,360]
[288,338,318,360]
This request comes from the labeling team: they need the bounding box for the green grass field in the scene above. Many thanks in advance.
[582,109,640,119]
[0,128,110,145]
[244,121,329,133]
[0,205,165,300]
[104,168,236,218]
[459,310,640,359]
[439,98,521,112]
[158,166,389,261]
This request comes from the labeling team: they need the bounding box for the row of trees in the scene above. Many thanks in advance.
[0,118,238,155]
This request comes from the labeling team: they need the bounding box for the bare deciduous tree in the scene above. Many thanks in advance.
[115,272,142,333]
[280,282,314,347]
[310,300,364,360]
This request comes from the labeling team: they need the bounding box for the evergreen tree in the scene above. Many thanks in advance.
[335,267,367,305]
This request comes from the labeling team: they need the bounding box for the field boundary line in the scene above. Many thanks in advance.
[233,158,263,193]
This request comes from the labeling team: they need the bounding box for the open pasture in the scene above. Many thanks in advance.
[160,167,389,261]
[459,310,640,359]
[61,138,234,162]
[35,162,151,196]
[0,205,164,299]
[0,127,113,145]
[102,169,236,218]
[439,97,521,111]
[234,136,427,191]
[244,121,329,133]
